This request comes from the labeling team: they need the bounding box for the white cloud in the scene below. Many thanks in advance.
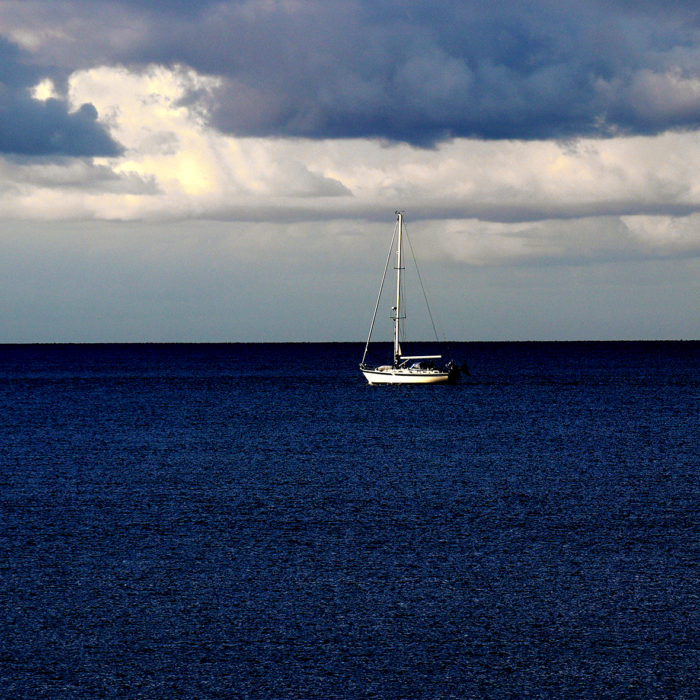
[431,215,700,267]
[30,78,58,100]
[1,63,699,270]
[598,68,700,125]
[66,64,350,216]
[622,214,700,256]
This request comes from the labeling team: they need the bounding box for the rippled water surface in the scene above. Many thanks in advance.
[1,342,698,698]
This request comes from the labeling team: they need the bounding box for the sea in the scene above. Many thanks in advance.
[1,341,698,699]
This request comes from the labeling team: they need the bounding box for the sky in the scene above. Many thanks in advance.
[0,0,699,342]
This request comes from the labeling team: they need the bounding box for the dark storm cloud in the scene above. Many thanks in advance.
[5,0,700,148]
[110,0,700,144]
[0,38,121,157]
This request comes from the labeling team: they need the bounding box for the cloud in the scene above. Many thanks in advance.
[0,36,121,157]
[1,60,698,280]
[3,1,700,147]
[0,64,352,219]
[1,62,698,214]
[0,96,122,157]
[431,214,700,268]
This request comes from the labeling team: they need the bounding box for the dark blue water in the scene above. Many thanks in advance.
[1,342,698,698]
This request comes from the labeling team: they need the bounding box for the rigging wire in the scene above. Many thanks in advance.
[404,222,443,344]
[361,220,398,366]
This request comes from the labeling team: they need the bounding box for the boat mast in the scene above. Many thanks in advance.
[393,211,404,366]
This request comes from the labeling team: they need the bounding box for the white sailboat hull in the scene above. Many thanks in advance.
[361,366,455,385]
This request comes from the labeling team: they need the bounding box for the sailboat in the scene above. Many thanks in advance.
[360,211,460,385]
